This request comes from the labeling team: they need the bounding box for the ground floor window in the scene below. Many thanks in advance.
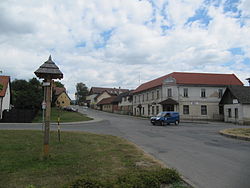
[183,105,189,114]
[152,106,155,115]
[201,105,207,115]
[228,108,231,117]
[235,108,238,118]
[142,107,144,115]
[156,106,159,114]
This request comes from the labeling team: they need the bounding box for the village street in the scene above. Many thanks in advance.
[1,107,250,188]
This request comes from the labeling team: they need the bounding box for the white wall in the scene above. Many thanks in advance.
[1,82,10,119]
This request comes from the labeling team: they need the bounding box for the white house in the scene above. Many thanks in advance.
[220,85,250,125]
[132,72,243,120]
[0,76,11,119]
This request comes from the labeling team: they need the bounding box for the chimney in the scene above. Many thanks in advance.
[247,78,250,86]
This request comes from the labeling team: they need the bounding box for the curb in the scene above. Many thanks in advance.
[219,131,250,141]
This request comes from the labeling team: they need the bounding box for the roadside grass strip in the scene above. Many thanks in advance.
[32,107,93,123]
[220,128,250,141]
[0,130,189,188]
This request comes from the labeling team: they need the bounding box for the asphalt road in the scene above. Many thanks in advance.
[1,107,250,188]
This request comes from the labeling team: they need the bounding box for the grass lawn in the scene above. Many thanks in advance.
[221,128,250,138]
[0,130,188,188]
[32,107,93,123]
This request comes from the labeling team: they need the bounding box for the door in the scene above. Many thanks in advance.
[163,104,174,111]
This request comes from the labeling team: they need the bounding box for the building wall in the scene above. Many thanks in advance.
[1,82,11,119]
[102,104,113,112]
[133,84,225,120]
[224,104,243,124]
[243,105,250,124]
[56,92,71,107]
[118,96,133,115]
[86,94,98,108]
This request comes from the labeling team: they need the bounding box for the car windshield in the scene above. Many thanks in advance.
[156,112,166,117]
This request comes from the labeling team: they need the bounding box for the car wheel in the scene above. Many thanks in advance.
[175,120,179,125]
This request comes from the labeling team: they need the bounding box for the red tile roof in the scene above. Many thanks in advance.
[54,87,66,96]
[133,72,243,93]
[97,96,117,105]
[0,76,10,97]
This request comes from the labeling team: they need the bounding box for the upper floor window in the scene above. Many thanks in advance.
[183,88,188,97]
[228,108,231,118]
[156,90,159,99]
[218,89,223,98]
[142,94,144,102]
[134,96,136,103]
[139,95,141,103]
[124,97,127,102]
[152,91,154,100]
[146,93,149,101]
[167,88,172,97]
[201,89,206,98]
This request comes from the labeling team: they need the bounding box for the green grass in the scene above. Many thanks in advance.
[0,130,188,188]
[32,107,93,123]
[221,128,250,138]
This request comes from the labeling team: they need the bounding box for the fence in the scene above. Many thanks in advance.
[0,109,37,123]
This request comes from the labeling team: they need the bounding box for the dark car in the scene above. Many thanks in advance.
[150,111,180,126]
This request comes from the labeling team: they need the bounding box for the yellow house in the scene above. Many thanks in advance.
[54,87,71,108]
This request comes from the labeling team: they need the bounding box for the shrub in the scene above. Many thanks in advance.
[70,168,181,188]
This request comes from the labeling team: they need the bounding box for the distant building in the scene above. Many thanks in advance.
[220,85,250,125]
[133,72,243,120]
[54,87,71,108]
[0,76,11,119]
[87,87,129,109]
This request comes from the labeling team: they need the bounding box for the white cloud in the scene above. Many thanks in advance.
[0,0,250,99]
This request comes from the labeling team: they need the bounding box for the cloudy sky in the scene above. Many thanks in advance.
[0,0,250,99]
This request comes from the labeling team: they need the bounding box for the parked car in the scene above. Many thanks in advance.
[63,106,78,112]
[150,111,180,126]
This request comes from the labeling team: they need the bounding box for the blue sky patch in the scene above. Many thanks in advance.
[242,58,250,65]
[94,29,114,49]
[186,7,212,26]
[75,42,86,48]
[229,47,244,55]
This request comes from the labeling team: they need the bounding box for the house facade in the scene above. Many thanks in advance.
[53,87,71,108]
[97,96,117,112]
[117,91,133,115]
[220,86,250,125]
[0,76,11,119]
[133,72,243,120]
[87,87,129,109]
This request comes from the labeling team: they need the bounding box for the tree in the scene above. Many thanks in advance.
[75,82,88,105]
[11,78,43,110]
[54,81,64,88]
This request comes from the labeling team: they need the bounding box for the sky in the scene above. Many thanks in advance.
[0,0,250,99]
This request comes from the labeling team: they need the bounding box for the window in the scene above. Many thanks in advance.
[124,97,127,102]
[148,106,150,115]
[235,108,238,118]
[139,95,141,103]
[152,106,155,115]
[218,89,223,98]
[201,105,207,115]
[167,88,172,97]
[219,105,224,115]
[201,89,206,98]
[228,108,231,118]
[142,94,144,102]
[183,105,189,114]
[156,106,159,114]
[146,93,149,101]
[156,90,159,99]
[134,96,136,103]
[184,88,188,97]
[152,91,154,100]
[142,107,144,115]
